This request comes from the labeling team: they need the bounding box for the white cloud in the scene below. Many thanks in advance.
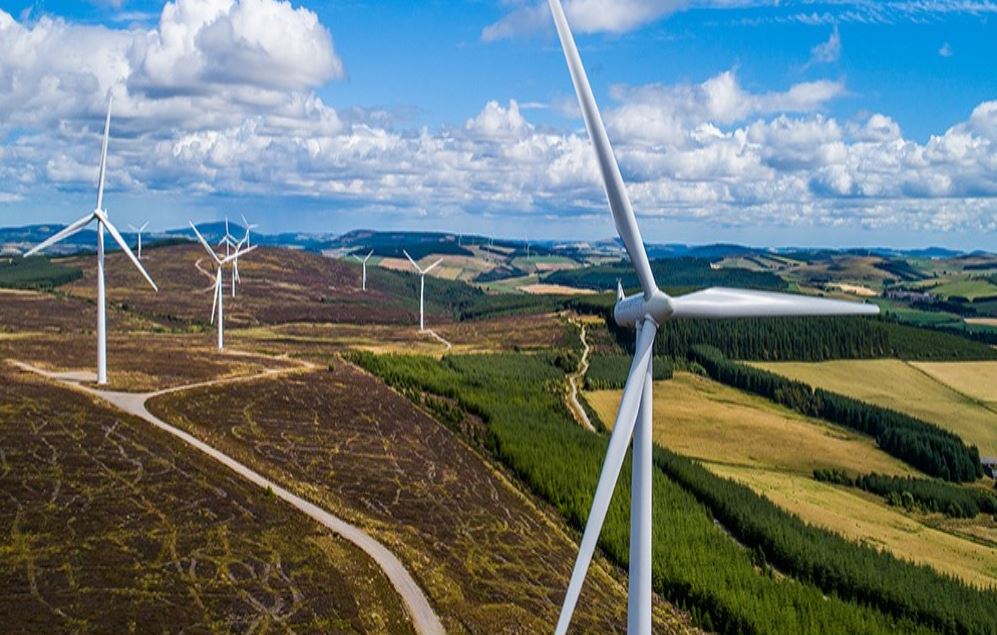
[939,42,954,57]
[808,25,841,65]
[0,4,995,236]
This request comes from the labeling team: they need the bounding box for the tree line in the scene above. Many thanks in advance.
[568,296,997,361]
[815,469,997,519]
[688,346,983,482]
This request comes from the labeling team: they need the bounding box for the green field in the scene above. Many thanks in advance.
[930,278,997,301]
[586,372,996,589]
[752,359,997,456]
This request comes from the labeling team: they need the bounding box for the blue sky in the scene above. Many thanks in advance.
[0,0,995,249]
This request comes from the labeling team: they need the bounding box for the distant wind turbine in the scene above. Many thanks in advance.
[217,217,237,258]
[25,97,158,386]
[190,222,256,350]
[403,250,443,332]
[545,1,880,634]
[240,213,259,247]
[353,250,374,291]
[128,221,149,260]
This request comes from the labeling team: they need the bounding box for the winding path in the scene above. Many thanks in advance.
[566,319,595,432]
[9,359,447,635]
[424,329,453,351]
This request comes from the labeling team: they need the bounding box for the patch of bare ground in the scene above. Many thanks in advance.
[60,244,419,328]
[0,365,414,634]
[0,332,297,392]
[147,364,699,634]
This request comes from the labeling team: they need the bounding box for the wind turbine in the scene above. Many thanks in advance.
[190,222,255,351]
[545,2,880,634]
[128,221,149,260]
[217,217,237,258]
[403,250,443,332]
[353,250,374,291]
[24,97,158,386]
[240,213,259,247]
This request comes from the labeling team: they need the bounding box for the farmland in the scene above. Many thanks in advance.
[709,465,997,589]
[586,372,996,589]
[0,365,414,634]
[146,365,690,633]
[752,359,997,455]
[585,372,917,477]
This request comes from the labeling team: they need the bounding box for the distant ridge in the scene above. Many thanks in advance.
[0,223,991,259]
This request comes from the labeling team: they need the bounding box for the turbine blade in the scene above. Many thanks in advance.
[556,320,658,635]
[402,250,422,273]
[128,224,138,232]
[669,287,881,319]
[102,216,158,291]
[222,245,256,265]
[190,222,223,265]
[548,0,657,299]
[140,221,149,232]
[365,249,374,262]
[24,212,95,257]
[424,258,444,274]
[95,96,112,212]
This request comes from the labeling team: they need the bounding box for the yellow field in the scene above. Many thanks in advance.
[966,318,997,328]
[586,372,916,477]
[709,465,997,589]
[521,283,596,296]
[752,360,997,456]
[585,371,997,588]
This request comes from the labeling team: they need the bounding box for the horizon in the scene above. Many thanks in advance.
[1,1,995,250]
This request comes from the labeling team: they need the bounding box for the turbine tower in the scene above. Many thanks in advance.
[353,250,374,291]
[403,250,443,332]
[191,223,255,351]
[545,1,880,634]
[25,97,158,386]
[128,221,149,260]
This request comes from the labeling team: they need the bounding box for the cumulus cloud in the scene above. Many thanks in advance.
[0,4,996,235]
[939,42,954,57]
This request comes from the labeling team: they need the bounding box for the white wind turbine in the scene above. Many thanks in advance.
[218,217,237,258]
[25,97,158,386]
[190,222,256,351]
[128,221,149,260]
[240,213,259,247]
[546,1,880,634]
[353,250,374,291]
[403,250,443,332]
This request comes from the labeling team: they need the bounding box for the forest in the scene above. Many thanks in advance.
[688,346,982,482]
[0,256,83,289]
[350,350,995,635]
[546,257,786,293]
[814,470,997,519]
[584,354,673,390]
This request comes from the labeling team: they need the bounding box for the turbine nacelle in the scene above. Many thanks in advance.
[614,289,672,328]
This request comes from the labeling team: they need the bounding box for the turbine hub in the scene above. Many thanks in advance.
[614,288,672,328]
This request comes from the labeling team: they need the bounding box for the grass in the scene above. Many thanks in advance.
[708,465,997,590]
[0,366,414,633]
[585,371,996,589]
[751,359,997,456]
[585,372,916,478]
[931,278,997,301]
[147,365,682,634]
